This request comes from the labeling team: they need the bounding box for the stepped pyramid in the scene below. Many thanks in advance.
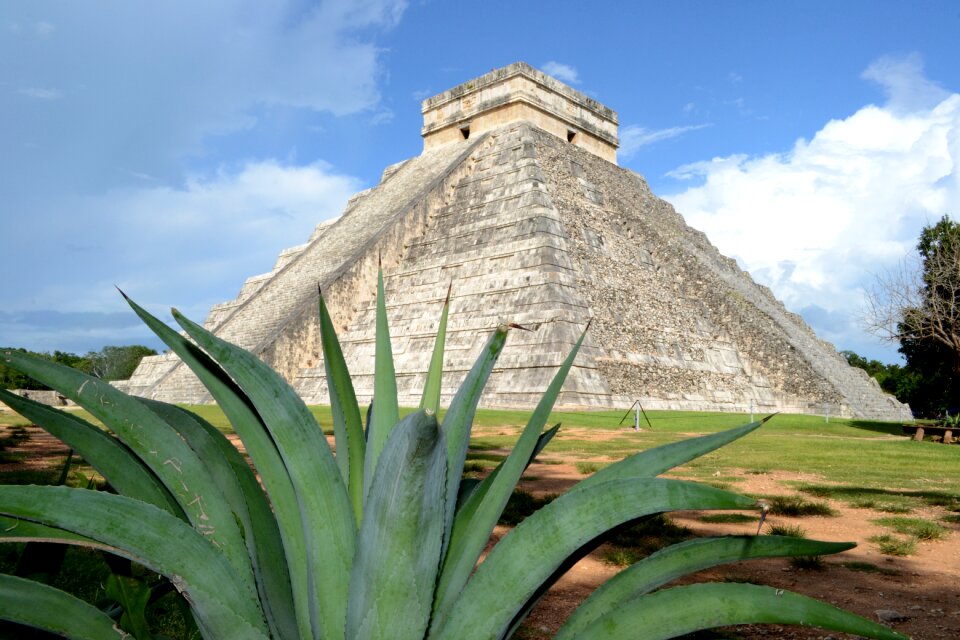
[122,63,910,421]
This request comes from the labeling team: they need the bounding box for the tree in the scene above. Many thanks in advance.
[0,345,156,390]
[840,350,921,407]
[867,215,960,416]
[83,345,157,381]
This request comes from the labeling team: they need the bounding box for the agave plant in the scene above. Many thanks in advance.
[0,272,906,640]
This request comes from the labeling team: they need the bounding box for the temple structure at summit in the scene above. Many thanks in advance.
[121,62,910,421]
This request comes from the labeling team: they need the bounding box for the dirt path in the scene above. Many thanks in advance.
[3,425,958,639]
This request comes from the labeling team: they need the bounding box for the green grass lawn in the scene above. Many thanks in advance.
[4,404,957,497]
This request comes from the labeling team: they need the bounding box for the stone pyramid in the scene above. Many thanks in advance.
[122,63,910,421]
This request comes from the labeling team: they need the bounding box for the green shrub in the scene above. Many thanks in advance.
[0,275,906,640]
[575,461,603,475]
[766,495,837,517]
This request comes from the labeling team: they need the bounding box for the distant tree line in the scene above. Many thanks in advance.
[0,345,156,390]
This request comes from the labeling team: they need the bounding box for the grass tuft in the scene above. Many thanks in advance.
[873,516,948,541]
[574,461,604,475]
[766,495,837,517]
[869,534,916,556]
[698,513,755,524]
[602,548,643,567]
[767,523,806,538]
[790,555,825,570]
[875,503,913,514]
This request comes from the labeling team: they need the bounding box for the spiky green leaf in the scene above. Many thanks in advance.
[173,309,355,640]
[365,267,401,492]
[576,418,770,492]
[0,350,254,589]
[556,535,856,639]
[572,582,906,640]
[0,573,128,639]
[0,486,270,639]
[0,389,180,516]
[121,293,312,639]
[347,411,447,640]
[420,284,451,413]
[434,329,586,621]
[319,289,366,527]
[439,326,509,542]
[138,399,298,640]
[430,479,756,640]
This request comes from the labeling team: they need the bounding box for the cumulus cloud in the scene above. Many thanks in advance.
[0,1,407,195]
[541,61,580,84]
[620,123,711,158]
[1,160,362,351]
[0,1,405,351]
[666,54,960,360]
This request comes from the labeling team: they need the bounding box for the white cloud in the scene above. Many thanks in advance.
[3,160,361,321]
[17,87,61,100]
[862,52,949,113]
[0,1,407,351]
[620,123,711,158]
[665,54,960,359]
[0,1,407,194]
[541,61,580,84]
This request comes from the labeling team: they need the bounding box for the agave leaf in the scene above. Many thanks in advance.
[439,326,509,541]
[556,535,856,639]
[319,289,366,527]
[347,410,447,640]
[430,478,756,640]
[0,573,129,640]
[435,329,586,621]
[173,309,355,640]
[575,417,771,492]
[420,283,451,413]
[457,423,560,511]
[0,350,254,590]
[138,399,298,640]
[105,573,153,639]
[0,515,94,544]
[0,389,180,516]
[365,268,401,493]
[572,582,906,640]
[121,293,312,639]
[0,485,270,639]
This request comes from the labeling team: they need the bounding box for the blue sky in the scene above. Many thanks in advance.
[3,1,959,363]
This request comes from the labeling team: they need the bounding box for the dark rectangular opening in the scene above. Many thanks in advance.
[567,129,578,143]
[460,125,470,140]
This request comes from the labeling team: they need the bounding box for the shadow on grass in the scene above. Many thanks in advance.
[799,484,960,511]
[846,419,914,436]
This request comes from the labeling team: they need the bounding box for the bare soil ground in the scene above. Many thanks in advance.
[3,425,958,639]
